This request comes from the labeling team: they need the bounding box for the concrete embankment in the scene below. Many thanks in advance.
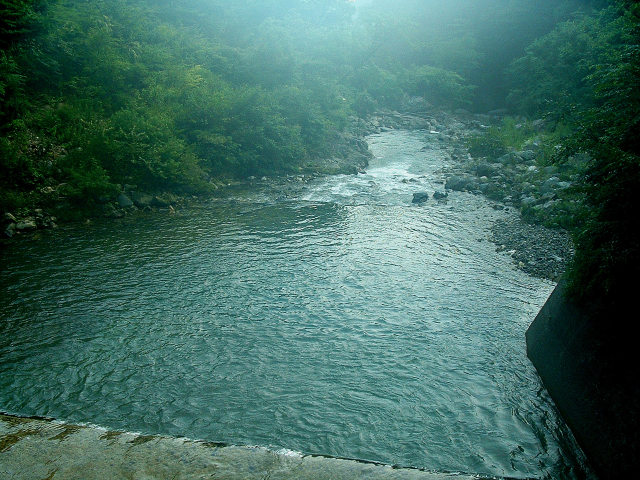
[0,414,496,480]
[526,281,639,479]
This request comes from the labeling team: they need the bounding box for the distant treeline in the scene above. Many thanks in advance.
[1,0,638,307]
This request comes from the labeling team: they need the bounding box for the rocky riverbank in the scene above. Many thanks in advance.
[435,112,576,281]
[2,108,578,284]
[354,108,576,281]
[1,121,372,242]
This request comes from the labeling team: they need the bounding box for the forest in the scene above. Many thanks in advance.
[1,0,639,310]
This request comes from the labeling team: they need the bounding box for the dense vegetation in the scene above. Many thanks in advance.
[1,0,638,309]
[487,1,639,310]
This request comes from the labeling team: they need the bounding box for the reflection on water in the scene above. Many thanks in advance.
[0,130,592,478]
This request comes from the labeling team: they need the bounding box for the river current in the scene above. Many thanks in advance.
[0,130,591,478]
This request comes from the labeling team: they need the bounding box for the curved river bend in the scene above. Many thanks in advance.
[0,130,591,478]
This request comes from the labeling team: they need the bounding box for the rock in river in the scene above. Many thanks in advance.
[412,192,430,204]
[433,191,448,200]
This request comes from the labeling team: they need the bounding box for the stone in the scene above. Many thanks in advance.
[497,152,521,165]
[15,218,37,231]
[117,193,134,208]
[475,163,496,177]
[411,192,430,204]
[531,118,545,130]
[103,203,124,219]
[433,191,448,200]
[518,150,537,162]
[541,176,561,194]
[445,175,474,192]
[151,195,171,207]
[131,192,153,208]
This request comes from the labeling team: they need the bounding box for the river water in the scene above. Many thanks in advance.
[0,130,591,478]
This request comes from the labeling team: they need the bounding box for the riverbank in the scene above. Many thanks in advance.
[2,109,575,284]
[0,127,590,478]
[0,413,497,480]
[355,109,575,281]
[1,120,372,242]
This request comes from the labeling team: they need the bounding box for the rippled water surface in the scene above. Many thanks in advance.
[1,131,590,478]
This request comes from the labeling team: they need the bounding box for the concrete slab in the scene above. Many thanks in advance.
[0,414,492,480]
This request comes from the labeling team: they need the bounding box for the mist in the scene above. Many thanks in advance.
[1,1,638,479]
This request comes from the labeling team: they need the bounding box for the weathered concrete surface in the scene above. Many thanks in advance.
[0,414,492,480]
[526,281,639,479]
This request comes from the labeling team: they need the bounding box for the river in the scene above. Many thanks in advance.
[0,130,592,478]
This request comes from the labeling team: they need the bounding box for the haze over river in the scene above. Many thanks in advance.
[0,130,591,478]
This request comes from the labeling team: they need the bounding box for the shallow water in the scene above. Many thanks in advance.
[0,130,591,478]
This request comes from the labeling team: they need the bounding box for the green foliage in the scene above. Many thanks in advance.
[466,117,539,158]
[1,0,636,317]
[467,133,508,159]
[504,1,640,310]
[0,0,363,210]
[564,39,640,308]
[0,50,25,123]
[404,65,475,108]
[349,64,404,109]
[506,7,634,116]
[0,0,37,48]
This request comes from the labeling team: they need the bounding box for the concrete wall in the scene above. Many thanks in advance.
[526,281,639,479]
[0,413,491,480]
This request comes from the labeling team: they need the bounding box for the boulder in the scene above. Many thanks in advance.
[131,192,153,208]
[531,118,545,131]
[541,176,561,194]
[103,203,125,219]
[518,150,537,162]
[411,192,430,204]
[433,191,448,200]
[15,218,37,231]
[475,163,496,177]
[497,152,522,165]
[117,193,134,208]
[445,175,474,192]
[151,194,171,207]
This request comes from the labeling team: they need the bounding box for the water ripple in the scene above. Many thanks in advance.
[0,130,591,479]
